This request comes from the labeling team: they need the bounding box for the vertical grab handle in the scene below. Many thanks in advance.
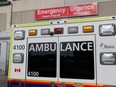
[50,82,55,87]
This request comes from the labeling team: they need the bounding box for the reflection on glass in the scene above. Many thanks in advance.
[60,41,94,79]
[28,42,57,77]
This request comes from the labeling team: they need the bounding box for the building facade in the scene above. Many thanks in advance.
[0,0,116,31]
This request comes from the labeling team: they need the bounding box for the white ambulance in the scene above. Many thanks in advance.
[8,16,116,87]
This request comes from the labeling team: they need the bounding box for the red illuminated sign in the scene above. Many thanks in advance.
[35,6,68,20]
[35,2,98,20]
[69,3,98,16]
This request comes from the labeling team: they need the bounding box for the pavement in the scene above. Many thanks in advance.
[0,79,7,87]
[0,71,7,87]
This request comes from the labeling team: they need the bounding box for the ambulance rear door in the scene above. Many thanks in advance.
[59,35,96,87]
[27,37,58,87]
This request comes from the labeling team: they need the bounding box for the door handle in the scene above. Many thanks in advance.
[50,82,55,87]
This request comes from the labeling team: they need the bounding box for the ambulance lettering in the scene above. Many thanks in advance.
[29,43,57,52]
[61,41,93,51]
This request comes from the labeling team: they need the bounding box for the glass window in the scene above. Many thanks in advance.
[60,41,94,79]
[0,0,8,4]
[28,42,57,77]
[0,0,7,2]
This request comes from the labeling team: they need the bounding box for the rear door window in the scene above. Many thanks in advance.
[28,42,57,77]
[60,41,94,79]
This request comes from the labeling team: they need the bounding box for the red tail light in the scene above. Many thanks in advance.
[13,80,21,86]
[54,28,63,34]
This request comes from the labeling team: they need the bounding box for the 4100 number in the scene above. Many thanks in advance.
[28,71,39,77]
[13,45,25,50]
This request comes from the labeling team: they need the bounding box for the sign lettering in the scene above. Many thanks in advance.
[35,2,98,20]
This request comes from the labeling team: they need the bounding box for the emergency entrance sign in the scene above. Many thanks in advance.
[35,2,98,20]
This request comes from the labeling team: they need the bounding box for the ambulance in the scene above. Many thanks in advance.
[8,16,116,87]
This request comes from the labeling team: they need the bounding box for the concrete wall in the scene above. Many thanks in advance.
[0,0,115,31]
